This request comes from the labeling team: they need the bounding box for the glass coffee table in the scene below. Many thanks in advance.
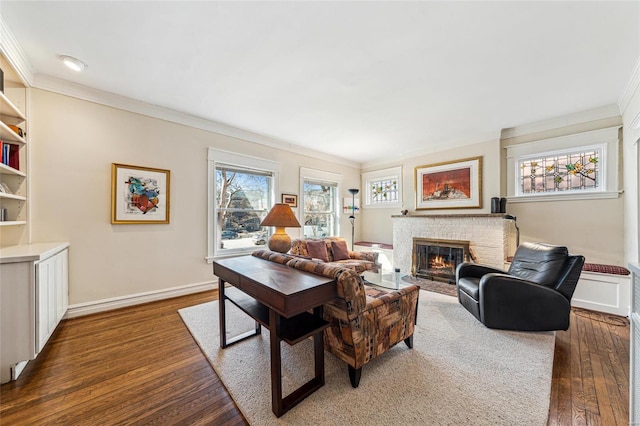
[362,270,410,290]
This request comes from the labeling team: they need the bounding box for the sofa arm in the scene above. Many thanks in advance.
[456,262,505,280]
[349,250,379,263]
[479,273,571,330]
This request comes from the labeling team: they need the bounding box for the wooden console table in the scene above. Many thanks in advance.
[213,255,337,417]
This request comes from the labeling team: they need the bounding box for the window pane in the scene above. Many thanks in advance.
[519,149,599,194]
[216,166,271,251]
[303,181,338,237]
[369,177,399,204]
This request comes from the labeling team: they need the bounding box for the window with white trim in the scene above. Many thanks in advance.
[362,166,403,208]
[519,147,601,194]
[300,168,341,238]
[506,126,620,202]
[208,149,278,260]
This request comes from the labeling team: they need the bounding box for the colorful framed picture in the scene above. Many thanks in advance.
[111,163,170,224]
[282,193,298,207]
[415,156,482,210]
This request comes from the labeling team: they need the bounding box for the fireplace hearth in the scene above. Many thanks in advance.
[412,238,470,284]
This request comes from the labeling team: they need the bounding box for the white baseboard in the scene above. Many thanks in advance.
[64,281,216,319]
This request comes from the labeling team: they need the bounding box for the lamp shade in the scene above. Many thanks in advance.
[260,204,301,228]
[260,204,301,253]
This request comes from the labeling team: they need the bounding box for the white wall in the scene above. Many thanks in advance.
[360,139,501,245]
[29,89,360,306]
[622,65,640,264]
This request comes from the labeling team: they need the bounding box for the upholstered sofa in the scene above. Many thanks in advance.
[290,237,380,273]
[252,249,419,388]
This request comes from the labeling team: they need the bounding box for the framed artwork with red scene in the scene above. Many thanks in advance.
[111,163,170,224]
[415,157,482,210]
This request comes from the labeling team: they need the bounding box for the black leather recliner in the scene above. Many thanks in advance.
[456,242,585,331]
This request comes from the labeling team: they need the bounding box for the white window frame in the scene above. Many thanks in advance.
[300,167,342,238]
[362,166,403,209]
[505,126,620,202]
[207,148,279,262]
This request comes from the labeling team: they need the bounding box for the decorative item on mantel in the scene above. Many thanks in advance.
[401,209,408,216]
[491,197,508,213]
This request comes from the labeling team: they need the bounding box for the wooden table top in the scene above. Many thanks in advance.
[213,255,337,317]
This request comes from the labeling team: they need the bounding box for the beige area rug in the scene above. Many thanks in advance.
[179,291,555,425]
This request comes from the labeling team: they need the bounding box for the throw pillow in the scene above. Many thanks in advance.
[307,240,329,262]
[331,240,350,261]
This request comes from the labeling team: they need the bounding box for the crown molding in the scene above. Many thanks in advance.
[619,56,640,114]
[360,130,499,170]
[0,16,36,85]
[500,104,621,140]
[32,74,359,169]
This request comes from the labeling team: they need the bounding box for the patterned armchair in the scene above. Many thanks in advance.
[252,250,420,388]
[290,237,380,273]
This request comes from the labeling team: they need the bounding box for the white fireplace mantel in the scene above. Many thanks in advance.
[392,214,512,276]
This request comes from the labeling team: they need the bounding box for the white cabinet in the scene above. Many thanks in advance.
[0,242,69,383]
[36,249,68,353]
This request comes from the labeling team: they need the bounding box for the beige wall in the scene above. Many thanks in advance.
[500,116,625,266]
[360,139,501,245]
[29,89,360,305]
[622,79,639,264]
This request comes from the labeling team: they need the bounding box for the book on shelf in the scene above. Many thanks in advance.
[1,141,9,166]
[8,144,19,170]
[0,141,19,170]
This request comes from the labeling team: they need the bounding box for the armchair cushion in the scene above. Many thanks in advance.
[508,243,569,287]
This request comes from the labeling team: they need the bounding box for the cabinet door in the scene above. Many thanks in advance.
[36,257,57,353]
[35,249,69,354]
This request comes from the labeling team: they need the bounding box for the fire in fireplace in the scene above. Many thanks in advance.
[412,238,470,284]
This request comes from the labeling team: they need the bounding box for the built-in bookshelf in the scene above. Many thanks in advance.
[0,54,28,242]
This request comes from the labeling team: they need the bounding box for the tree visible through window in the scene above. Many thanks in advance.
[303,181,338,238]
[216,165,272,252]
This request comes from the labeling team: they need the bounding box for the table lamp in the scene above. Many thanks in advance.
[260,203,301,253]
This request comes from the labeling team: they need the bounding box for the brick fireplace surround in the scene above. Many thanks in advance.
[392,214,511,278]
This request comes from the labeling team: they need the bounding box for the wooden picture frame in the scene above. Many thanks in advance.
[111,163,170,224]
[415,156,482,210]
[281,193,298,207]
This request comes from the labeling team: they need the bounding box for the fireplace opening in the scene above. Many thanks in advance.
[412,238,470,284]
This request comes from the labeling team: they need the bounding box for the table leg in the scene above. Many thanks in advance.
[219,278,227,348]
[313,305,325,386]
[269,309,284,417]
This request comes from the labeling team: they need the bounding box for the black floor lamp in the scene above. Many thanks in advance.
[348,188,359,251]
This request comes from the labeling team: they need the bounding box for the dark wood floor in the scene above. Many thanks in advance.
[0,290,629,425]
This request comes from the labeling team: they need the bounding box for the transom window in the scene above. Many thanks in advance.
[362,166,403,208]
[519,148,601,194]
[505,126,619,202]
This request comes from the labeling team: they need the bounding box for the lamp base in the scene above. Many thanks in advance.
[268,231,292,253]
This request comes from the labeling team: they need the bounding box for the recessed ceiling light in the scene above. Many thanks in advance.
[59,55,88,72]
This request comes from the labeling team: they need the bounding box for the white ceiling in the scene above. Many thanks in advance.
[1,1,638,166]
